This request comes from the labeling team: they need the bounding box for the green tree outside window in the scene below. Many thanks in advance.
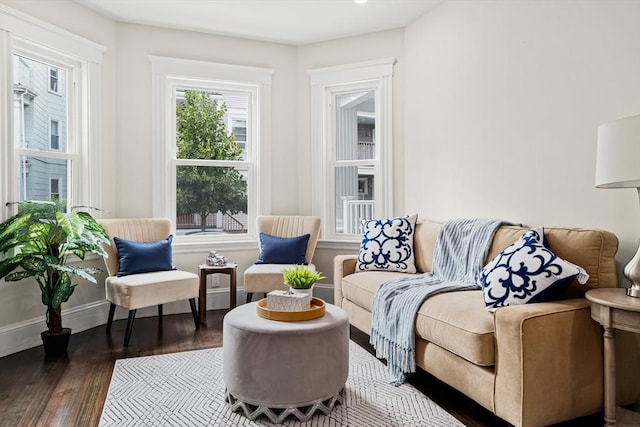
[176,90,247,233]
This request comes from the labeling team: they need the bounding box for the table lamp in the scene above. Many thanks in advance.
[596,114,640,297]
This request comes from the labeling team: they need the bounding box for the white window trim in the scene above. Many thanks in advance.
[0,5,105,220]
[308,58,395,241]
[150,55,272,251]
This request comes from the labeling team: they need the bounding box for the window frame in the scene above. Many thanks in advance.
[150,56,273,251]
[0,5,105,219]
[308,58,395,241]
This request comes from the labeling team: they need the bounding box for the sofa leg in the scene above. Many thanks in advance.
[246,293,253,303]
[158,304,163,319]
[106,303,116,334]
[124,309,137,347]
[189,298,199,330]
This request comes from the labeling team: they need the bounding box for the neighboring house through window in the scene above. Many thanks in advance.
[309,58,395,240]
[151,56,272,247]
[0,6,105,217]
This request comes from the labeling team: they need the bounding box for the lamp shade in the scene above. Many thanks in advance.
[596,114,640,188]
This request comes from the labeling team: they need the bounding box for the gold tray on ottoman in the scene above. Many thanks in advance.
[256,297,326,321]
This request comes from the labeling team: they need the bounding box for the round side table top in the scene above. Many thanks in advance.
[586,288,640,312]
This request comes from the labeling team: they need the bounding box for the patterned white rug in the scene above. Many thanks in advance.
[100,341,463,426]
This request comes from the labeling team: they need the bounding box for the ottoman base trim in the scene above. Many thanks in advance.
[225,387,345,423]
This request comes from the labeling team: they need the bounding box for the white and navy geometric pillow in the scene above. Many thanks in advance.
[356,214,418,273]
[480,228,589,312]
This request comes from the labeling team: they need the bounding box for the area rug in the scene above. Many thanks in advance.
[99,341,463,426]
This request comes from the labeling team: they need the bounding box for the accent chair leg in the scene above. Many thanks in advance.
[124,309,137,347]
[158,304,163,318]
[189,298,199,330]
[106,303,116,334]
[246,293,253,303]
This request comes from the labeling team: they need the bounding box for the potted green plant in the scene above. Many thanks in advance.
[0,200,110,355]
[282,265,325,297]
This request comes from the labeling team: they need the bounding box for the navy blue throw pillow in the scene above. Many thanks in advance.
[114,235,175,277]
[255,233,310,264]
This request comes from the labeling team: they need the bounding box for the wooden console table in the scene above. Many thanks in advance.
[198,263,237,325]
[586,288,640,426]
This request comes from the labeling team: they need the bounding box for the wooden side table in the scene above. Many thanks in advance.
[198,263,237,325]
[586,288,640,426]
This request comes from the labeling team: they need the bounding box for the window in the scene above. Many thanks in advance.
[49,119,60,150]
[49,177,60,200]
[151,56,272,247]
[0,5,105,217]
[309,58,395,240]
[48,66,59,94]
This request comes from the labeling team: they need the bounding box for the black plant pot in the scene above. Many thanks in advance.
[41,328,71,356]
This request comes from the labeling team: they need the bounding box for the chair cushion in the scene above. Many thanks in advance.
[255,233,310,264]
[105,270,198,309]
[244,263,316,294]
[113,235,175,277]
[342,272,496,366]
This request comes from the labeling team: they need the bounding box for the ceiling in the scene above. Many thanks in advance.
[75,0,443,45]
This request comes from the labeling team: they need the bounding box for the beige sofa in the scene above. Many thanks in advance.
[334,219,639,427]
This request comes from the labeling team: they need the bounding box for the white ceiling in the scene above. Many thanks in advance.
[75,0,443,45]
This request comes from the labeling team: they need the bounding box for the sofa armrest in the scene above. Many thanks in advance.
[493,299,603,427]
[333,255,358,308]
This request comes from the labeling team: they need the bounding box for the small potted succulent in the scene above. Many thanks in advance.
[282,265,325,297]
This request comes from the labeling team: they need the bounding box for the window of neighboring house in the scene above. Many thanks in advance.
[49,119,60,150]
[308,58,395,240]
[0,6,105,217]
[48,66,59,94]
[49,177,60,200]
[151,56,272,248]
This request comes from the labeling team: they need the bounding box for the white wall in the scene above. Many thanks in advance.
[0,0,117,340]
[112,23,299,217]
[296,28,407,286]
[404,0,640,280]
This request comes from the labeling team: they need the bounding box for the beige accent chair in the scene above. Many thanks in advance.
[244,215,321,303]
[99,218,199,346]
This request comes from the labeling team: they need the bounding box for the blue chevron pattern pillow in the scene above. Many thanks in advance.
[480,228,589,311]
[357,214,418,273]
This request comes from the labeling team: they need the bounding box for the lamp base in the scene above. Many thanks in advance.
[627,286,640,298]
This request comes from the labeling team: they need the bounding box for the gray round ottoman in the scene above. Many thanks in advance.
[223,302,349,423]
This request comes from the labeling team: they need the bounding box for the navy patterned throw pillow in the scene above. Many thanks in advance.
[480,228,589,312]
[356,214,418,273]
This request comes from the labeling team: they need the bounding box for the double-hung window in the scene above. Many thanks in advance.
[0,6,104,216]
[309,58,395,240]
[151,56,272,247]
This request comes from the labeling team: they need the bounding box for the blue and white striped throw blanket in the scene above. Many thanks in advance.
[370,218,504,385]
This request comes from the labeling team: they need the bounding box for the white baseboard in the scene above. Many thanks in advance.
[0,300,111,358]
[0,284,336,358]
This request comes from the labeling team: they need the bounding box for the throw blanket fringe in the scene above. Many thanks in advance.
[370,218,504,385]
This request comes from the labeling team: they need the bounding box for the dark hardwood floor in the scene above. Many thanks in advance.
[0,310,604,427]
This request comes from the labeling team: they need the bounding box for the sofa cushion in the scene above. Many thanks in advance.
[415,291,496,366]
[342,272,496,367]
[341,271,412,311]
[357,214,418,273]
[413,219,619,297]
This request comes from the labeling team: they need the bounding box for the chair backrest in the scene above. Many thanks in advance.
[257,215,321,264]
[98,218,172,277]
